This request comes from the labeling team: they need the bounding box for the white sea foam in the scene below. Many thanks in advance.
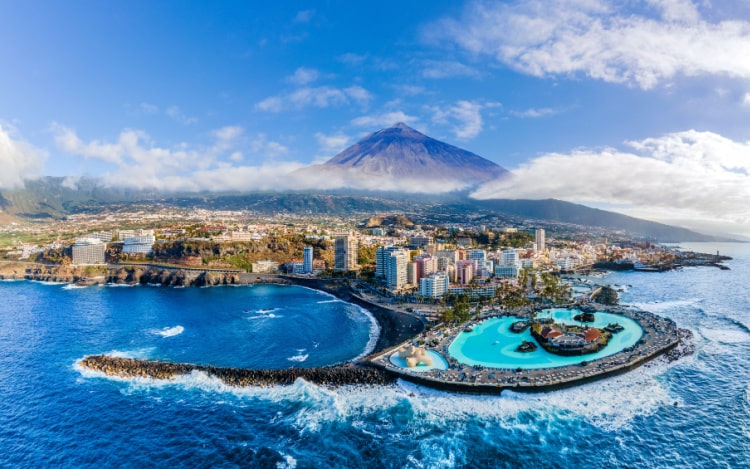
[287,354,309,363]
[74,355,677,438]
[352,304,381,361]
[62,284,87,290]
[394,359,678,432]
[245,308,280,315]
[316,299,341,304]
[154,325,184,337]
[276,454,297,469]
[32,280,65,286]
[699,327,750,344]
[0,278,20,282]
[629,299,701,313]
[104,283,136,287]
[246,313,283,320]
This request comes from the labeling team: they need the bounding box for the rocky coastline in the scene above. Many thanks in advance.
[4,261,696,394]
[0,262,246,287]
[80,355,395,387]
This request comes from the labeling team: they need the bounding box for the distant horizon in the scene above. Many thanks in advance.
[2,1,750,236]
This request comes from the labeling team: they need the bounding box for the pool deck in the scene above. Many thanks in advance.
[366,304,682,394]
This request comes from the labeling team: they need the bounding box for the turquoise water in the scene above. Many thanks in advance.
[448,309,643,369]
[389,350,449,372]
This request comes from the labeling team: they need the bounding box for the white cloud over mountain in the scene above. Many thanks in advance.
[52,124,296,192]
[0,124,45,190]
[472,130,750,233]
[428,0,750,89]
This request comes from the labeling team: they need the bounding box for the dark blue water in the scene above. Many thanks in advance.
[1,243,749,468]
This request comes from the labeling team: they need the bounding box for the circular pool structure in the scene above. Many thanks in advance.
[448,308,643,369]
[389,350,449,372]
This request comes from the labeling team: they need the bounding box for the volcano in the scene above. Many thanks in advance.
[318,123,507,188]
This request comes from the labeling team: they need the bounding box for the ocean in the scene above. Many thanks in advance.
[1,243,748,468]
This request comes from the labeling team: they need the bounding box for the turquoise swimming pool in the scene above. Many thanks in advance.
[389,350,449,372]
[448,308,643,369]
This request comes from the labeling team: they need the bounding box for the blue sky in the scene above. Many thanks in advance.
[2,0,750,236]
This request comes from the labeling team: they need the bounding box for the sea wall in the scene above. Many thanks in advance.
[80,355,395,387]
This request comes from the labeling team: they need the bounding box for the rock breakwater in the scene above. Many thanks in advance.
[80,355,395,387]
[664,328,695,362]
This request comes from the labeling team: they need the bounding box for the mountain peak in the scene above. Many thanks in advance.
[320,124,507,188]
[388,122,416,130]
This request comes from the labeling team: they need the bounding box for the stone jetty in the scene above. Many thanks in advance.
[80,355,395,388]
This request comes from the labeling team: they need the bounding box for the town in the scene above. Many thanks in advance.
[0,205,728,315]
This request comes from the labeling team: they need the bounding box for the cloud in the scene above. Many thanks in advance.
[293,9,315,23]
[509,107,561,118]
[743,92,750,107]
[139,102,159,114]
[250,133,288,158]
[51,123,475,195]
[285,67,320,85]
[393,84,426,96]
[61,176,80,190]
[429,100,484,139]
[165,105,198,125]
[52,124,293,191]
[421,60,480,79]
[337,52,368,65]
[255,85,372,112]
[213,125,244,142]
[0,124,45,190]
[315,132,352,155]
[350,111,419,128]
[427,0,750,89]
[471,129,750,234]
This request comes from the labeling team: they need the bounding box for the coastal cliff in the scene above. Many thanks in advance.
[0,262,242,286]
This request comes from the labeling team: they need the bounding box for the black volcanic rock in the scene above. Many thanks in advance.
[310,123,507,189]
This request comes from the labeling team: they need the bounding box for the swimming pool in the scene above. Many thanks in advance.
[448,308,643,369]
[389,350,449,372]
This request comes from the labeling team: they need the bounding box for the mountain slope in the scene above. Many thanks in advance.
[473,198,731,242]
[324,123,507,181]
[0,179,730,241]
[294,123,508,192]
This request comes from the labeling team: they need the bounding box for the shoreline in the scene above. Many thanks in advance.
[3,262,692,394]
[369,305,688,394]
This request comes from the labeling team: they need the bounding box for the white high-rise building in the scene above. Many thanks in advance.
[334,236,358,271]
[500,249,520,268]
[376,246,402,278]
[468,249,486,262]
[536,228,545,252]
[303,246,314,274]
[72,238,106,265]
[420,272,449,299]
[122,235,155,254]
[386,249,409,291]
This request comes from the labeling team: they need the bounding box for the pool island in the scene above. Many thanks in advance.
[369,305,689,393]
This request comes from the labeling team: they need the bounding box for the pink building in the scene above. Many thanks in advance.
[414,254,437,282]
[456,259,475,285]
